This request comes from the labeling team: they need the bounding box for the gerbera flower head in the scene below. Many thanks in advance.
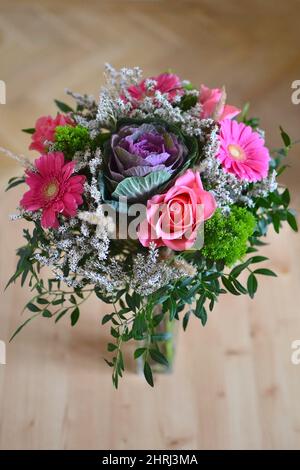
[30,114,74,153]
[20,152,86,229]
[217,119,270,182]
[123,73,183,103]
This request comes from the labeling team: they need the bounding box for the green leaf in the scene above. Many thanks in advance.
[279,126,291,148]
[281,188,290,207]
[104,359,114,368]
[52,297,65,305]
[5,177,25,192]
[216,260,225,271]
[107,343,118,352]
[240,102,250,121]
[182,311,190,331]
[168,297,177,321]
[112,170,170,202]
[70,307,80,326]
[149,349,169,367]
[152,313,164,327]
[248,256,269,264]
[37,298,49,305]
[276,164,289,177]
[272,213,281,233]
[134,347,146,359]
[246,247,258,254]
[54,99,73,113]
[27,303,41,312]
[5,268,23,290]
[42,309,52,318]
[253,268,277,277]
[287,211,298,232]
[22,128,35,134]
[125,292,136,312]
[230,261,251,278]
[247,274,258,299]
[118,350,125,372]
[194,299,208,325]
[143,361,154,387]
[232,278,248,294]
[195,294,206,315]
[55,309,68,323]
[102,314,112,325]
[199,308,207,326]
[110,327,119,339]
[10,313,41,342]
[94,288,114,303]
[221,276,241,296]
[179,93,198,111]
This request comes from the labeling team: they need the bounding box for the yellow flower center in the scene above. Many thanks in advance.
[44,181,59,198]
[228,144,246,161]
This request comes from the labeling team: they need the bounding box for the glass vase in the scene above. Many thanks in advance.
[137,305,179,375]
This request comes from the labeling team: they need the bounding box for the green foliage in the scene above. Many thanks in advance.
[54,125,90,155]
[22,128,35,134]
[143,362,154,387]
[8,223,279,388]
[239,102,260,129]
[6,176,25,191]
[178,93,198,111]
[202,207,256,266]
[249,127,298,237]
[54,99,74,113]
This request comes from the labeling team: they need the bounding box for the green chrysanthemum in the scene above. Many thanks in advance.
[54,125,90,155]
[202,206,256,266]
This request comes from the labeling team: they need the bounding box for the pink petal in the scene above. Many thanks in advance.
[63,193,77,216]
[163,235,196,251]
[62,161,75,180]
[220,104,240,120]
[200,190,217,220]
[41,207,58,229]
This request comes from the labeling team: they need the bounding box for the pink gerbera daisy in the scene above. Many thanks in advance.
[20,152,86,229]
[123,73,183,103]
[217,119,270,182]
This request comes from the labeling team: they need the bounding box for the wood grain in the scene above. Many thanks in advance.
[0,0,300,450]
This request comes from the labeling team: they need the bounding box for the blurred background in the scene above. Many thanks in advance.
[0,0,300,450]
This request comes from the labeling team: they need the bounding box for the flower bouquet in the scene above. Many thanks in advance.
[3,65,297,387]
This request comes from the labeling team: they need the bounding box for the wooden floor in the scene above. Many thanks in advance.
[0,0,300,450]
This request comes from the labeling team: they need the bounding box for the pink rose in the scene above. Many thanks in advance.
[138,170,216,251]
[29,114,74,153]
[123,73,183,103]
[199,84,240,120]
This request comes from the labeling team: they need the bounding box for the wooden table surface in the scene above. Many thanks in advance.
[0,0,300,450]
